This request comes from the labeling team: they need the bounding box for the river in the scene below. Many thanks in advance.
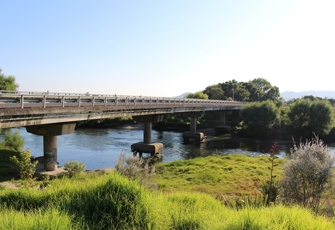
[4,127,335,170]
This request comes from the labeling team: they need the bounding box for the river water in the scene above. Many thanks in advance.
[5,127,335,170]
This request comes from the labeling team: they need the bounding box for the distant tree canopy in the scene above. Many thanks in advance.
[0,69,19,91]
[239,100,280,138]
[288,98,333,138]
[202,78,280,102]
[186,91,208,99]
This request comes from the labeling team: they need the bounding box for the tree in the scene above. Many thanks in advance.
[280,136,335,213]
[0,68,19,91]
[309,100,333,136]
[239,100,280,138]
[203,84,224,100]
[186,91,208,99]
[288,99,333,138]
[248,78,280,102]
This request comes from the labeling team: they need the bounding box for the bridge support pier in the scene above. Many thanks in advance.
[182,112,206,143]
[26,123,76,171]
[215,111,233,135]
[131,115,164,157]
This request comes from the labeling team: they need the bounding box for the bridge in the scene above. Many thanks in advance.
[0,91,247,171]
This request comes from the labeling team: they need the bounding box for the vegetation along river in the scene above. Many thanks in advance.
[6,127,335,170]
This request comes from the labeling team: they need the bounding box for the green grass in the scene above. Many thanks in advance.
[0,171,334,229]
[153,154,284,197]
[1,148,334,229]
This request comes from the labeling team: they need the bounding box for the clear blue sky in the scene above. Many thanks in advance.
[1,0,334,97]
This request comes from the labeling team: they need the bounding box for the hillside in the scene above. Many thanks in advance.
[281,91,335,101]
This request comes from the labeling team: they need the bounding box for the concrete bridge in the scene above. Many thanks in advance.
[0,91,247,171]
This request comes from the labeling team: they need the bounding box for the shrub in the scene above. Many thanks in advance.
[3,130,24,151]
[115,153,156,188]
[10,149,38,180]
[280,136,335,213]
[64,160,86,177]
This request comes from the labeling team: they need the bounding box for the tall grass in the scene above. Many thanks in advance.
[0,207,76,229]
[0,166,334,229]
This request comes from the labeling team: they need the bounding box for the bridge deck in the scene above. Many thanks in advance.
[0,91,246,128]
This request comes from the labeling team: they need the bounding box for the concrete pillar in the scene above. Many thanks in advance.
[190,117,197,132]
[43,135,58,171]
[219,111,232,126]
[182,112,206,143]
[143,122,152,144]
[220,113,226,126]
[26,123,76,171]
[131,115,164,156]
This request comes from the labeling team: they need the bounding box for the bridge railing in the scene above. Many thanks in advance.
[0,90,247,109]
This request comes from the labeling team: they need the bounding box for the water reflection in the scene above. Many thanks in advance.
[3,127,335,170]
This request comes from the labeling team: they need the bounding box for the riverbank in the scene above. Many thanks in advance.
[1,162,334,229]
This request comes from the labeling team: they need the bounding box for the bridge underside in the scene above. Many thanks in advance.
[0,103,241,129]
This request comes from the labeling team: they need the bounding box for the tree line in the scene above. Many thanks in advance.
[186,78,334,140]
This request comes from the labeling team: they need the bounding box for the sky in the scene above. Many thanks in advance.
[1,0,335,97]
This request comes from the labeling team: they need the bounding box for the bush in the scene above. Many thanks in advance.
[3,130,24,151]
[10,149,38,180]
[115,153,156,188]
[280,136,335,213]
[64,160,86,177]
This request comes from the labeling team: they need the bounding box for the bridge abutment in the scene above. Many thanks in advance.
[182,112,206,143]
[26,123,76,171]
[131,115,164,157]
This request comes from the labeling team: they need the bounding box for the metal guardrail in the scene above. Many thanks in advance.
[0,90,247,109]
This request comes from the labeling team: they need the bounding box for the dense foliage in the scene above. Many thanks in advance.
[288,98,333,138]
[180,78,335,140]
[203,78,281,102]
[239,100,280,138]
[0,68,19,91]
[280,137,335,213]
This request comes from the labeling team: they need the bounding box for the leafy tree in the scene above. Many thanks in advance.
[203,84,224,100]
[239,100,280,138]
[287,99,312,137]
[288,99,333,138]
[3,130,25,151]
[248,78,280,102]
[186,91,208,99]
[0,68,19,91]
[280,136,335,213]
[310,100,333,136]
[201,78,279,102]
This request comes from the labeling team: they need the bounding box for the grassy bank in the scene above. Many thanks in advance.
[1,172,334,229]
[153,154,284,198]
[1,148,335,229]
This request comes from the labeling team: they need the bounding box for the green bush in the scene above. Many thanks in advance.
[3,130,25,151]
[64,160,86,177]
[280,136,335,213]
[10,149,38,180]
[115,153,156,188]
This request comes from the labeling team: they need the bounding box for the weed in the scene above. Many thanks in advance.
[261,142,280,205]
